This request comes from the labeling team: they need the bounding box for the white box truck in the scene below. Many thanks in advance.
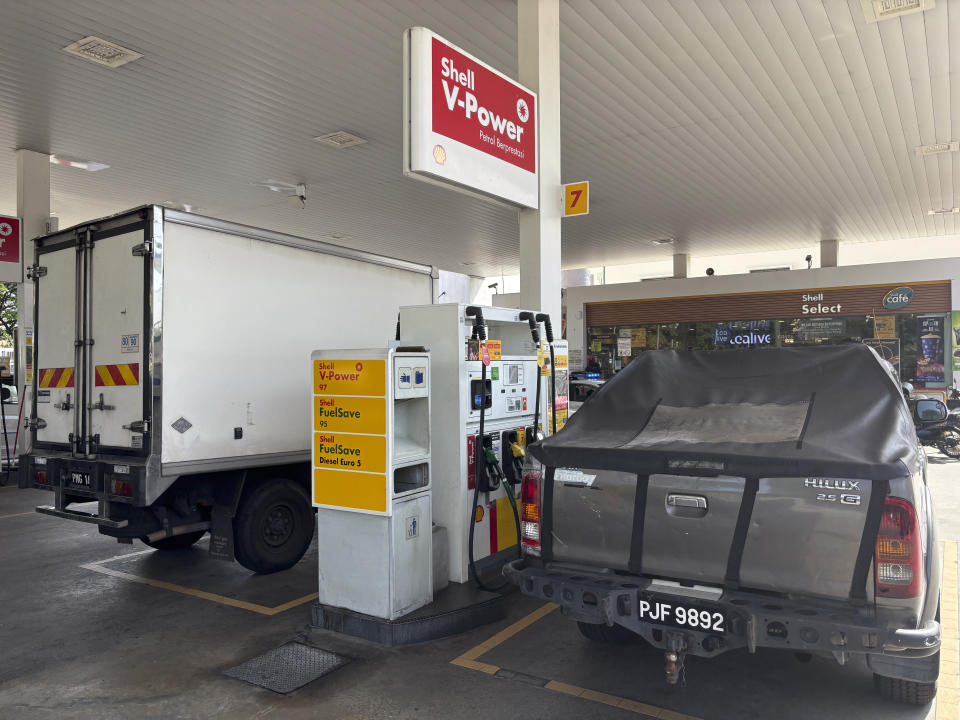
[22,206,433,572]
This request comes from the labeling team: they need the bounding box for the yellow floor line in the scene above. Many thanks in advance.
[453,601,558,664]
[0,511,35,520]
[938,541,959,720]
[80,552,317,616]
[450,601,702,720]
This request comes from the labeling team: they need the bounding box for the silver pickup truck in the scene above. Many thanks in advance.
[505,345,942,705]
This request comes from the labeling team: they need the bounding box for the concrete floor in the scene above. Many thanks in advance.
[0,454,957,720]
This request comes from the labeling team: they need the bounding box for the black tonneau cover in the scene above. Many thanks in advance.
[532,345,917,480]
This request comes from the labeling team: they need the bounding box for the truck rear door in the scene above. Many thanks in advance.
[550,470,876,602]
[33,238,79,450]
[88,226,149,452]
[31,214,151,457]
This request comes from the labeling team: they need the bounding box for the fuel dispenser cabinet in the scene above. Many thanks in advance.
[398,305,541,584]
[312,348,431,620]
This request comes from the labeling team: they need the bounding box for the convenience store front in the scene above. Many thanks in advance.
[584,279,953,389]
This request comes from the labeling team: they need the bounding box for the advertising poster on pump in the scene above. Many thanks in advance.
[916,316,945,385]
[404,27,538,208]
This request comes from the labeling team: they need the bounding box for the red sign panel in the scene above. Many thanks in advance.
[431,37,536,174]
[0,216,20,266]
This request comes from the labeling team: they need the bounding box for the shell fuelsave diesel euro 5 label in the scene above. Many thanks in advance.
[313,433,386,474]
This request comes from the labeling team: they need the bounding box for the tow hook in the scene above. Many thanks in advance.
[664,633,689,687]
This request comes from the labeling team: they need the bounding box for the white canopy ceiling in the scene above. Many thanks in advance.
[0,0,955,276]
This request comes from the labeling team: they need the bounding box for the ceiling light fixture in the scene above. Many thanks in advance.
[916,141,959,156]
[652,238,674,245]
[314,131,368,149]
[62,36,143,68]
[49,154,109,172]
[926,207,960,215]
[860,0,934,23]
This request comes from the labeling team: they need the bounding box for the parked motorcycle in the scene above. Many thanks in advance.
[909,394,960,459]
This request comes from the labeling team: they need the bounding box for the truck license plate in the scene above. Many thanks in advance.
[638,594,726,635]
[67,471,91,488]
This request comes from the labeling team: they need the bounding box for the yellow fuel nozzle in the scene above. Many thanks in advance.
[511,442,525,459]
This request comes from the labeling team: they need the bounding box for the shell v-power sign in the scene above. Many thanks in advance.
[403,27,538,208]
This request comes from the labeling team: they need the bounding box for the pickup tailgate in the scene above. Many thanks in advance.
[551,469,875,601]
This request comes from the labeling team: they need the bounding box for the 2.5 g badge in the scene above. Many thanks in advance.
[121,333,140,353]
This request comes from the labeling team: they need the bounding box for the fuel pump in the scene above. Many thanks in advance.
[518,311,541,446]
[398,304,542,586]
[464,307,519,589]
[536,313,558,435]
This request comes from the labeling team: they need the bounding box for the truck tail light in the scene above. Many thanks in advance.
[875,497,922,598]
[110,478,134,497]
[520,467,542,556]
[34,469,48,485]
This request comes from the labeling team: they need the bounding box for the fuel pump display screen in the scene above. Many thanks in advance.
[503,363,523,386]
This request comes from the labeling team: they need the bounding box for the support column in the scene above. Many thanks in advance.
[672,253,690,279]
[820,239,840,268]
[517,0,562,326]
[16,149,49,452]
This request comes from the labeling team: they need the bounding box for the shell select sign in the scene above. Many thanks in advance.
[404,27,539,209]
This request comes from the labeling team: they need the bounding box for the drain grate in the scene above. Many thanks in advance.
[224,641,349,694]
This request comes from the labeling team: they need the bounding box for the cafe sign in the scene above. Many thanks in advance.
[882,287,914,310]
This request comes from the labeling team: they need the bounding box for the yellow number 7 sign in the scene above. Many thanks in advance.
[563,181,589,217]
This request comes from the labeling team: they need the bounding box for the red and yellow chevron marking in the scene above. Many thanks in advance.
[38,367,75,388]
[95,363,140,387]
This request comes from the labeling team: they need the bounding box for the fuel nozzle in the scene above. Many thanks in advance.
[480,437,504,491]
[501,430,525,485]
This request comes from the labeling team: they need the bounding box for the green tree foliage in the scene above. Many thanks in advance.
[0,283,16,346]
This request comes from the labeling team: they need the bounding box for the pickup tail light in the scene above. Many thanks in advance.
[520,466,542,556]
[875,497,922,598]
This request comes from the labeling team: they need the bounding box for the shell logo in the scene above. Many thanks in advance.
[516,98,529,123]
[433,144,447,165]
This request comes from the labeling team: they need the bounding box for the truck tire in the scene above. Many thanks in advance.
[144,530,206,550]
[577,621,640,645]
[233,479,314,574]
[873,674,937,705]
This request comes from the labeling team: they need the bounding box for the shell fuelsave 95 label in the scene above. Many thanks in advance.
[313,359,385,396]
[313,396,386,434]
[314,432,386,474]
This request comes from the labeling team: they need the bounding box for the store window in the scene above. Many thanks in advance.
[585,312,950,386]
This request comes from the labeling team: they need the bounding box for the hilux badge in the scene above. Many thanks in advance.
[804,478,860,491]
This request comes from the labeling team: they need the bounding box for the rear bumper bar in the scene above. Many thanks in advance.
[36,504,128,528]
[504,560,940,660]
